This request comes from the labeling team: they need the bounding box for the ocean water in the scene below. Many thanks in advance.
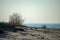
[23,23,60,29]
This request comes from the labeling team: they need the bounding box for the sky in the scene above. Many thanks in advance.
[0,0,60,23]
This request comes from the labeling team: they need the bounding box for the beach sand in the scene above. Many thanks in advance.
[0,27,60,40]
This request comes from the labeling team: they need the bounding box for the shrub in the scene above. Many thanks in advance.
[42,25,47,29]
[0,30,4,34]
[9,13,24,26]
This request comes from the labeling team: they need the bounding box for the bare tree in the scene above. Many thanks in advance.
[9,13,24,25]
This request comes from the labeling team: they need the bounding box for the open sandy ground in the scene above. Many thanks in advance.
[0,28,60,40]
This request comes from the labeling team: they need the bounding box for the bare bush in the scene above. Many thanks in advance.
[9,13,24,26]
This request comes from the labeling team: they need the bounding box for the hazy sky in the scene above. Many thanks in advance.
[0,0,60,23]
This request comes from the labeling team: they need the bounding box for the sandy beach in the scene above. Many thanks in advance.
[0,27,60,40]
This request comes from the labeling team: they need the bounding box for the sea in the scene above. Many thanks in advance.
[23,23,60,29]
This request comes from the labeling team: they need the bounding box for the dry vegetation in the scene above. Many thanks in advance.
[0,27,60,40]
